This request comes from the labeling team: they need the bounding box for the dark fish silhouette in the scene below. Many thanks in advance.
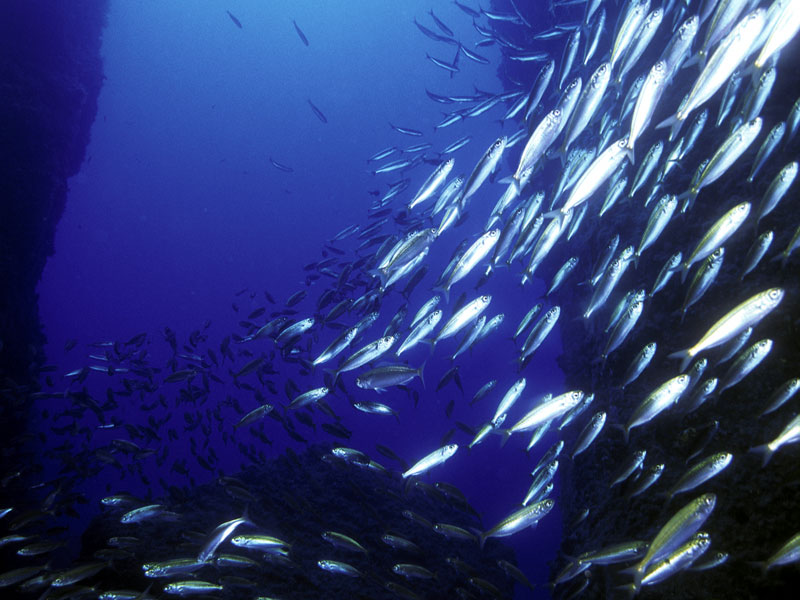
[293,20,309,46]
[226,10,242,29]
[307,99,328,124]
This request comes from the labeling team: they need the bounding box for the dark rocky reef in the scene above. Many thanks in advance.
[0,0,107,380]
[82,445,518,599]
[0,0,108,508]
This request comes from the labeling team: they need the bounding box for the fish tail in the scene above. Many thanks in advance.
[667,348,692,372]
[498,429,512,448]
[625,144,635,166]
[748,443,774,468]
[610,423,629,444]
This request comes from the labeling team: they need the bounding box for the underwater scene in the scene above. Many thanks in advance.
[2,0,800,598]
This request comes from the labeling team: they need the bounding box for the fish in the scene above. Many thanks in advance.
[293,20,309,46]
[551,137,630,219]
[437,230,499,300]
[269,157,293,172]
[407,159,454,210]
[757,161,798,223]
[226,10,242,29]
[434,295,491,346]
[750,413,800,466]
[658,9,766,134]
[390,123,423,137]
[317,559,361,577]
[507,390,584,435]
[620,375,690,443]
[667,453,733,500]
[757,531,800,572]
[681,202,751,280]
[307,99,328,124]
[631,494,717,590]
[478,499,555,548]
[355,364,424,391]
[571,411,606,458]
[402,444,458,478]
[681,119,762,211]
[669,288,784,370]
[459,137,506,205]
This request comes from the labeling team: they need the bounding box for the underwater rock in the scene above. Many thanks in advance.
[82,445,517,599]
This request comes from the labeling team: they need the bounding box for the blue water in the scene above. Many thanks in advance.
[37,0,566,594]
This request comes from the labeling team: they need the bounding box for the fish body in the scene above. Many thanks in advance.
[632,494,717,590]
[668,453,733,499]
[682,202,750,279]
[439,230,500,299]
[479,499,554,548]
[435,295,492,344]
[628,62,668,164]
[669,288,783,370]
[403,444,458,478]
[408,160,454,210]
[669,9,766,127]
[637,194,677,260]
[398,310,442,356]
[572,411,607,458]
[509,391,584,434]
[356,364,424,391]
[288,386,329,409]
[460,138,506,205]
[623,375,690,442]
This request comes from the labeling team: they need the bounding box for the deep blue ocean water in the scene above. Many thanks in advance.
[36,0,567,594]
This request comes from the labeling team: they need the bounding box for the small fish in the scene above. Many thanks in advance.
[669,288,784,371]
[226,10,242,29]
[390,123,424,137]
[293,20,309,46]
[307,99,328,123]
[478,499,555,548]
[631,494,716,591]
[667,453,732,500]
[402,444,458,478]
[269,157,293,172]
[750,413,800,467]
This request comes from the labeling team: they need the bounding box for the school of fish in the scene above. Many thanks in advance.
[2,0,800,599]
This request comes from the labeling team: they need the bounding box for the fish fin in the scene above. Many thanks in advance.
[615,583,639,598]
[656,113,678,131]
[498,429,512,448]
[323,368,340,389]
[503,175,522,195]
[433,284,450,304]
[417,361,426,389]
[748,443,774,468]
[667,348,692,372]
[610,423,630,444]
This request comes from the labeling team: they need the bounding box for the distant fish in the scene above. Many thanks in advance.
[226,10,242,29]
[269,157,293,172]
[389,123,423,137]
[293,20,309,46]
[307,99,328,123]
[428,9,454,37]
